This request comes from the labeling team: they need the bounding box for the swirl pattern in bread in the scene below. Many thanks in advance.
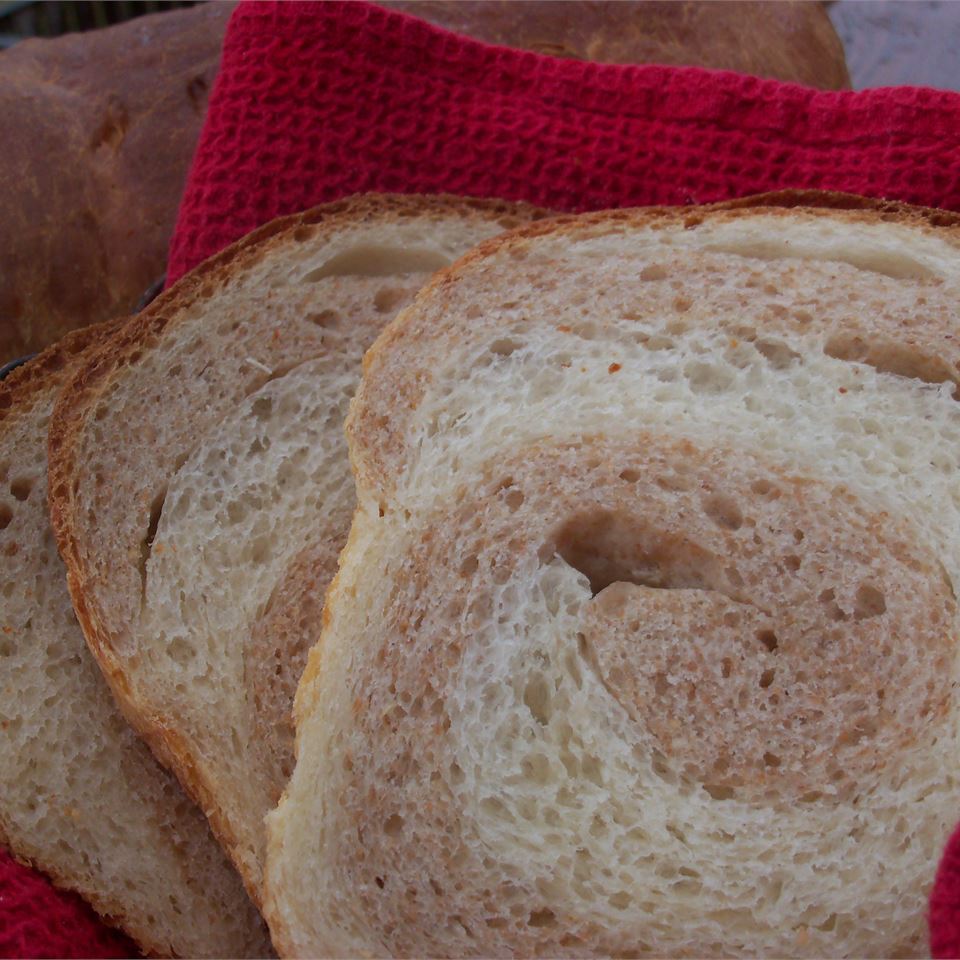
[48,194,548,903]
[0,327,271,958]
[265,193,960,958]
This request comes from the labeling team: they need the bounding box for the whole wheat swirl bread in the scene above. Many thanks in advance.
[0,327,271,957]
[47,194,548,903]
[264,193,960,958]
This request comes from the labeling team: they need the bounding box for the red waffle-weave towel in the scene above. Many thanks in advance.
[0,849,135,959]
[167,0,960,282]
[932,826,960,959]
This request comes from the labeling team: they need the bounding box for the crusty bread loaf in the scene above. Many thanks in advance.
[0,327,271,958]
[47,194,549,903]
[0,1,847,360]
[264,192,960,958]
[0,3,230,358]
[381,1,850,87]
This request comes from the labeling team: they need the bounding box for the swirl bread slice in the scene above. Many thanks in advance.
[265,192,960,958]
[47,194,549,904]
[0,326,271,957]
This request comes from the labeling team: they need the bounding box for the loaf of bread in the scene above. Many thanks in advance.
[264,192,960,958]
[0,327,271,957]
[382,1,850,86]
[0,1,848,359]
[0,2,230,359]
[47,194,548,904]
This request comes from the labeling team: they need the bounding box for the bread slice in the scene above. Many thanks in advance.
[264,192,960,958]
[47,194,549,903]
[0,325,271,958]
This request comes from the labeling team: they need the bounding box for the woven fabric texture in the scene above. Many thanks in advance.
[7,0,960,955]
[931,825,960,959]
[0,850,135,959]
[166,0,960,282]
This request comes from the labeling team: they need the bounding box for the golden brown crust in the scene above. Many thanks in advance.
[0,325,146,950]
[0,3,231,358]
[443,190,960,259]
[380,1,850,88]
[0,0,846,358]
[0,319,251,959]
[279,437,950,956]
[46,192,551,905]
[0,319,125,426]
[47,191,547,562]
[270,190,960,958]
[352,189,960,497]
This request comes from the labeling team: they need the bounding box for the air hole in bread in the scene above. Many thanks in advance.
[571,321,599,340]
[373,286,408,314]
[757,630,778,653]
[252,396,272,421]
[554,508,722,597]
[685,361,736,394]
[704,238,938,281]
[292,225,315,243]
[9,477,32,501]
[383,814,404,837]
[302,245,449,281]
[639,264,668,282]
[750,478,780,498]
[520,753,552,786]
[489,338,521,357]
[307,309,341,328]
[167,636,195,667]
[754,338,800,369]
[818,588,848,622]
[504,489,524,511]
[759,668,776,689]
[527,908,556,928]
[824,333,957,394]
[138,487,167,599]
[637,334,674,352]
[854,583,886,620]
[0,504,11,530]
[656,472,695,493]
[703,783,735,801]
[702,492,743,531]
[523,675,552,725]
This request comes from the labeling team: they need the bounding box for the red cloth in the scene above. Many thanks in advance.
[8,0,960,956]
[0,850,135,959]
[932,826,960,959]
[167,0,960,282]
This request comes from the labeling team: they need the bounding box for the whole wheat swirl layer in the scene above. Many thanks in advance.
[265,193,960,958]
[47,194,548,904]
[0,326,271,958]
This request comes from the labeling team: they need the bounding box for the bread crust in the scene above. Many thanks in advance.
[47,192,550,907]
[0,323,137,949]
[1,321,271,958]
[269,189,960,958]
[0,3,231,358]
[351,189,960,499]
